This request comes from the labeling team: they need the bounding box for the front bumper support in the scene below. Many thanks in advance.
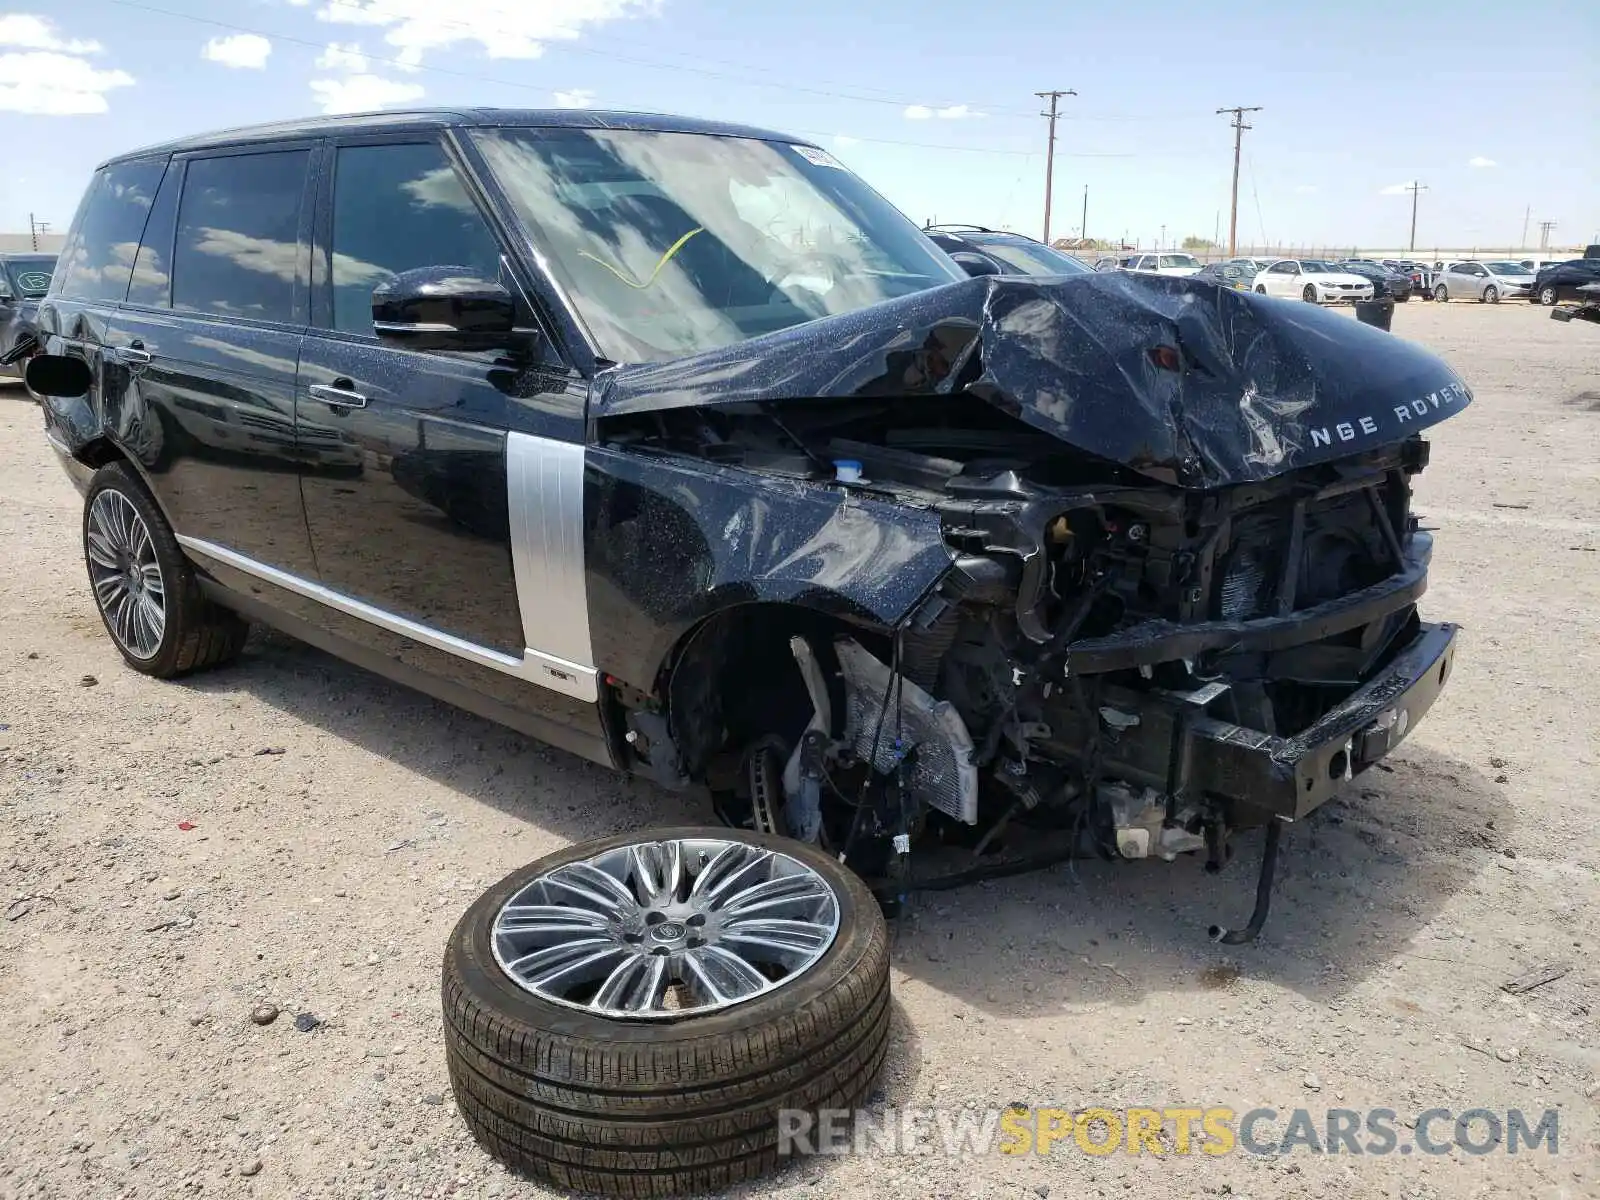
[1190,620,1458,820]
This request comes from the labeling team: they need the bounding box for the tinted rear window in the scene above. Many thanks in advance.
[56,160,166,303]
[3,256,55,296]
[173,150,309,323]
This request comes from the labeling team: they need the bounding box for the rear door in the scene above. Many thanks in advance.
[106,144,320,576]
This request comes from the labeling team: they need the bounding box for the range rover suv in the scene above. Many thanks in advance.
[23,108,1467,1196]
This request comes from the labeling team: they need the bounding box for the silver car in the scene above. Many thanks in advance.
[1433,260,1535,303]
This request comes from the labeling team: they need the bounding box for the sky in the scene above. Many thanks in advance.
[0,0,1595,252]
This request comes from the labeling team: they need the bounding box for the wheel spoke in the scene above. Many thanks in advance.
[718,873,832,920]
[720,917,834,957]
[630,841,683,906]
[689,844,773,908]
[86,529,120,568]
[591,953,667,1014]
[505,938,626,991]
[140,562,164,599]
[545,861,643,920]
[681,945,767,1005]
[496,904,613,937]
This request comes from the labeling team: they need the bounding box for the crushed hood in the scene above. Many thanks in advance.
[592,273,1472,489]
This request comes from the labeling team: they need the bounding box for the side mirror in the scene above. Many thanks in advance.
[25,352,92,399]
[373,266,519,351]
[949,251,1001,278]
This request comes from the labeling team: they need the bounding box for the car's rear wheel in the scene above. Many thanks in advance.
[1254,284,1267,294]
[443,827,891,1197]
[82,462,248,677]
[1539,285,1557,306]
[1483,285,1499,304]
[1302,284,1318,302]
[1434,285,1449,302]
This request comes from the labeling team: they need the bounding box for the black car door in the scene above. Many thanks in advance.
[105,145,320,577]
[296,133,603,747]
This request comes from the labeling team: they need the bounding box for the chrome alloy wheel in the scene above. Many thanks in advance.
[86,489,166,659]
[491,838,841,1019]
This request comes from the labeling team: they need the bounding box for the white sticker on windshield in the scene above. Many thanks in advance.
[791,144,845,169]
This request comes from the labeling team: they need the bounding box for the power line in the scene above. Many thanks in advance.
[1216,105,1262,257]
[1036,89,1076,243]
[1537,219,1557,251]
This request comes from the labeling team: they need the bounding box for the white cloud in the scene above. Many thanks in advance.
[202,34,272,69]
[904,103,983,120]
[1380,181,1418,195]
[833,134,860,147]
[0,50,133,114]
[1468,156,1497,168]
[0,13,101,54]
[1294,184,1317,194]
[552,88,595,108]
[314,0,660,67]
[309,72,426,114]
[316,42,368,71]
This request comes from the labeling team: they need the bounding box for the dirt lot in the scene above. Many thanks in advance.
[1,300,1597,1200]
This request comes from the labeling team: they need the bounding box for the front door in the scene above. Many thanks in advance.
[297,136,535,658]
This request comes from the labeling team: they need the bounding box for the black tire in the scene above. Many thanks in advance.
[1254,284,1267,294]
[1539,285,1557,306]
[442,826,891,1197]
[1302,284,1318,302]
[1483,285,1499,304]
[82,462,248,678]
[1434,285,1449,302]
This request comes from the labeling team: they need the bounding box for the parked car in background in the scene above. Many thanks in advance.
[1338,259,1414,301]
[1252,259,1375,303]
[0,252,56,379]
[1432,260,1536,303]
[1123,252,1204,277]
[1193,260,1257,291]
[1383,260,1433,298]
[1532,258,1600,306]
[924,226,1092,277]
[1227,256,1275,277]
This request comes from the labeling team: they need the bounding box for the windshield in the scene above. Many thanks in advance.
[1159,254,1200,269]
[970,237,1091,276]
[1485,261,1527,275]
[3,255,55,297]
[472,127,963,362]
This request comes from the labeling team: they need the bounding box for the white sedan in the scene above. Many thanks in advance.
[1252,259,1375,304]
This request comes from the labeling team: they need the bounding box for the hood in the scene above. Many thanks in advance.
[1318,272,1370,285]
[593,272,1472,489]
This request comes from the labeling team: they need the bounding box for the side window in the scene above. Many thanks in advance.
[56,159,166,303]
[173,150,310,323]
[127,161,182,308]
[329,142,504,334]
[1270,262,1294,274]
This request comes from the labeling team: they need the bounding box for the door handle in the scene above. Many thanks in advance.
[113,345,151,365]
[309,382,368,409]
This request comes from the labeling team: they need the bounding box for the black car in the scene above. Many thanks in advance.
[0,251,56,379]
[1532,258,1600,305]
[24,108,1467,1199]
[924,224,1092,277]
[1382,259,1432,298]
[1193,260,1259,291]
[1339,260,1413,301]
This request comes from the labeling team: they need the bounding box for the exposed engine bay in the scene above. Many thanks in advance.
[592,273,1468,940]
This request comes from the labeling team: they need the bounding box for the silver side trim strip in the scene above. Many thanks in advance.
[44,431,73,457]
[505,431,595,674]
[175,535,598,703]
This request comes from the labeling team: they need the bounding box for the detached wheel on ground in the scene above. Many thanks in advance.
[442,827,891,1197]
[82,462,248,677]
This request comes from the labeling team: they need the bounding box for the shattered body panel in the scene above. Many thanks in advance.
[583,446,953,690]
[594,273,1471,488]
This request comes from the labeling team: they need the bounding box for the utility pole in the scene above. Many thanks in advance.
[1081,184,1088,246]
[1036,88,1076,244]
[1538,219,1556,251]
[28,213,50,250]
[1522,205,1531,249]
[1216,106,1262,257]
[1405,182,1428,251]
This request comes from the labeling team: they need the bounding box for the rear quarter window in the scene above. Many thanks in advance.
[56,159,168,303]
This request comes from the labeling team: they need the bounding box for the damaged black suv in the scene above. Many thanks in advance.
[25,109,1467,1196]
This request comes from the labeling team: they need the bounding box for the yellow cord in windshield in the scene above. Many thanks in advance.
[579,227,705,289]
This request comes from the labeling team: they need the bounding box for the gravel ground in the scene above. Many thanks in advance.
[1,300,1597,1200]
